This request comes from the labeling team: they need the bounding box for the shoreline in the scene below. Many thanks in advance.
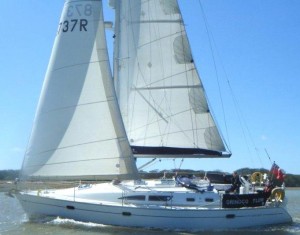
[0,181,16,192]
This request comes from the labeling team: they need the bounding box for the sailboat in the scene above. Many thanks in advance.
[16,0,292,231]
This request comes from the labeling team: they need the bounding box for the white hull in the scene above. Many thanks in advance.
[17,182,292,231]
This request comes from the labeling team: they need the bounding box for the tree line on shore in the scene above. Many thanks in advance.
[1,169,300,187]
[0,170,19,181]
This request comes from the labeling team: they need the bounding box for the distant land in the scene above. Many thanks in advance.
[1,169,300,188]
[0,170,19,181]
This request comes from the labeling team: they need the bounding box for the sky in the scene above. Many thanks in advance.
[0,1,299,174]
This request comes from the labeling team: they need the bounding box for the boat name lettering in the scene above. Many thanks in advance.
[225,199,249,205]
[252,197,264,204]
[67,4,92,17]
[58,19,88,34]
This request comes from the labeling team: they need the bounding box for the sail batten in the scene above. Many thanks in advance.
[133,20,183,24]
[133,85,202,90]
[26,138,124,157]
[50,60,111,72]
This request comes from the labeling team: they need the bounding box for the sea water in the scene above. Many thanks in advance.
[1,190,300,235]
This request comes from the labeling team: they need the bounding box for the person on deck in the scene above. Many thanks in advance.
[226,171,241,194]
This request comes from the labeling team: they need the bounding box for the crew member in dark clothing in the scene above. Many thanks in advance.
[226,171,241,194]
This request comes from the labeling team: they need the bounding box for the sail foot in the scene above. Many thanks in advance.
[131,146,231,158]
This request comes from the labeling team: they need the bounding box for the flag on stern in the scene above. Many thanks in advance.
[270,162,285,182]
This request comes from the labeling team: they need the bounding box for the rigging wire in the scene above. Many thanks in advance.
[196,0,264,167]
[265,149,273,164]
[226,76,263,167]
[197,0,231,150]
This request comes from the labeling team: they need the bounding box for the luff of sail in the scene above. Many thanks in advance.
[113,0,231,158]
[21,0,139,181]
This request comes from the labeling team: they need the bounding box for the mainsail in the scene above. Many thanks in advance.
[21,0,138,180]
[112,0,231,158]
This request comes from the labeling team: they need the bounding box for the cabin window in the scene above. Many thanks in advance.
[205,198,214,202]
[149,195,172,201]
[121,195,145,201]
[186,198,195,202]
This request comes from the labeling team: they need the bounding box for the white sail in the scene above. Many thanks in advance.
[113,0,230,158]
[16,2,292,231]
[21,0,138,180]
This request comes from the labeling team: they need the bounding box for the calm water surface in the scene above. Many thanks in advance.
[1,190,300,235]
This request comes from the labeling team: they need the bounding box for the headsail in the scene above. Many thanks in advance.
[112,0,231,158]
[21,0,139,181]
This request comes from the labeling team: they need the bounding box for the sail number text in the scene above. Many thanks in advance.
[57,4,92,34]
[58,19,88,34]
[67,4,92,17]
